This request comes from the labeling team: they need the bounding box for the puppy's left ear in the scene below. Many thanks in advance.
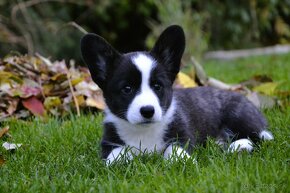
[150,25,185,82]
[81,33,121,90]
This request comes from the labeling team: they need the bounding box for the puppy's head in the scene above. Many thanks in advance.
[81,25,185,124]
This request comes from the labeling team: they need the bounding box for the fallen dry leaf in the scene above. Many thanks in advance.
[175,72,197,88]
[241,74,273,88]
[22,96,45,116]
[7,99,19,115]
[2,142,22,150]
[253,82,281,95]
[44,96,61,110]
[0,126,9,138]
[0,155,5,166]
[86,97,105,110]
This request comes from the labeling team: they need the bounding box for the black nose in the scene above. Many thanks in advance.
[140,105,155,119]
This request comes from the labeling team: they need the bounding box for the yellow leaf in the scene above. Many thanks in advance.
[44,97,62,110]
[253,82,280,95]
[71,77,84,86]
[43,84,54,95]
[51,73,66,81]
[86,97,105,110]
[176,72,197,88]
[0,71,22,84]
[76,95,85,106]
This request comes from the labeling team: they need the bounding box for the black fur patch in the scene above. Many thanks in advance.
[101,122,125,159]
[149,63,173,114]
[103,53,142,120]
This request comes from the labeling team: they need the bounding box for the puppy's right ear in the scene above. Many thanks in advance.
[81,33,121,89]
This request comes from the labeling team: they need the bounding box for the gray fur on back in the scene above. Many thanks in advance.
[164,86,267,152]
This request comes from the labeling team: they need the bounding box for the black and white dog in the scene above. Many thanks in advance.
[81,25,273,165]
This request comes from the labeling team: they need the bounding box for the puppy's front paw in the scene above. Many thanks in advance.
[105,147,132,166]
[227,139,253,153]
[163,144,196,163]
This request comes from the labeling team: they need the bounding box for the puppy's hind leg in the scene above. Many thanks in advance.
[222,95,274,153]
[226,130,274,153]
[216,128,254,152]
[259,130,274,141]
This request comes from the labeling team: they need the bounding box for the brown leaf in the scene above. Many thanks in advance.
[0,155,5,166]
[51,73,67,81]
[76,95,85,106]
[0,126,9,138]
[22,97,45,116]
[241,74,273,88]
[86,95,105,110]
[7,99,19,115]
[43,84,54,95]
[8,85,41,98]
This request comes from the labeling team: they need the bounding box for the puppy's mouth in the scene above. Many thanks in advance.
[137,120,155,125]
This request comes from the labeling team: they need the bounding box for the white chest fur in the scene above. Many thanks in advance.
[104,98,176,154]
[117,122,167,153]
[104,110,167,153]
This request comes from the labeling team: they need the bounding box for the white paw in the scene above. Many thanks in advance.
[259,130,274,140]
[105,147,132,166]
[164,144,196,163]
[228,139,253,153]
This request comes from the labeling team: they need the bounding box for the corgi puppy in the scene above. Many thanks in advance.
[81,25,273,165]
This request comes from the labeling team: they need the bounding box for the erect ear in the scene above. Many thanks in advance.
[150,25,185,82]
[81,33,121,89]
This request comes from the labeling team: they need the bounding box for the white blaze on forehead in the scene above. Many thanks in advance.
[132,54,156,78]
[126,53,162,124]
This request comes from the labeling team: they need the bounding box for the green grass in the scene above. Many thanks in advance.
[1,54,289,193]
[203,53,290,91]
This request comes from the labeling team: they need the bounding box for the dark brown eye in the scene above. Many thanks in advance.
[153,83,162,91]
[121,86,133,94]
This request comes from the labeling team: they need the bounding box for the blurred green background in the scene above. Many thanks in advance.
[0,0,289,63]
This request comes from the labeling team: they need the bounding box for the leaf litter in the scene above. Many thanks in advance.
[0,54,286,122]
[0,54,105,120]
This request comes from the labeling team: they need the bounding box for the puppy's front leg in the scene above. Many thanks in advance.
[106,147,132,166]
[164,144,196,163]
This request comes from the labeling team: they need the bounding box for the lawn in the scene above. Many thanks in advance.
[1,54,289,193]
